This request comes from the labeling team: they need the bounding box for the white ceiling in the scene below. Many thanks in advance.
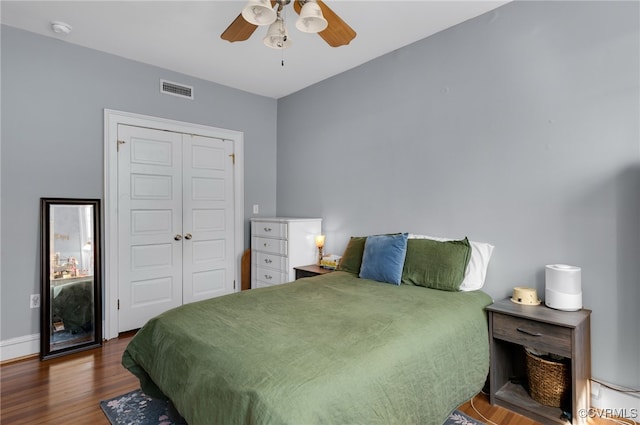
[1,1,510,99]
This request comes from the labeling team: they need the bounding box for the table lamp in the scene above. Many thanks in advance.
[315,235,325,265]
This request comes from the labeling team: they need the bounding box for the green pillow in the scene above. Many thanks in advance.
[401,237,472,291]
[337,236,367,274]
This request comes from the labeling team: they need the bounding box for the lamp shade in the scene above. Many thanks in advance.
[242,0,277,26]
[263,17,292,49]
[295,1,328,33]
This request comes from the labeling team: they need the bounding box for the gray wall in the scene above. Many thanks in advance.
[277,1,639,388]
[1,25,278,341]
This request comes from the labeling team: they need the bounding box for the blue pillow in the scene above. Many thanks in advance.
[359,233,409,285]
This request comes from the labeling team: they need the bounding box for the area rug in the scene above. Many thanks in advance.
[100,389,187,425]
[100,389,485,425]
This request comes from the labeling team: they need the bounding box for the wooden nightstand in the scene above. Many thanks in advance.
[294,264,334,280]
[486,299,591,425]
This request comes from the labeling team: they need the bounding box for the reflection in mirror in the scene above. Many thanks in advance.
[41,198,101,359]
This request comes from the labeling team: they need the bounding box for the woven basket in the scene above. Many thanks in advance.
[524,348,570,407]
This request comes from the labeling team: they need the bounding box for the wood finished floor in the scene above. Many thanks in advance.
[0,332,628,425]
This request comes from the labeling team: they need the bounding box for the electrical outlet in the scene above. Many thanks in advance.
[253,204,259,214]
[30,294,40,309]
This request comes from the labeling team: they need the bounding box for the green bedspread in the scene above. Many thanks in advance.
[122,271,493,425]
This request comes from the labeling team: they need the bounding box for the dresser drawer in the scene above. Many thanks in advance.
[492,312,572,358]
[252,221,288,239]
[255,251,287,272]
[253,236,287,256]
[255,266,288,287]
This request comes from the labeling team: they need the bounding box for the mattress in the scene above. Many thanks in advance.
[122,271,492,425]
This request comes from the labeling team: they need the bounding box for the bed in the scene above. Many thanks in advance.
[122,233,494,425]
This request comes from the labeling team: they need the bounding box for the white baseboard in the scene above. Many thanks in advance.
[592,380,640,420]
[1,321,107,363]
[0,333,39,362]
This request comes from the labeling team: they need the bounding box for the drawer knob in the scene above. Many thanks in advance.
[517,327,543,337]
[264,258,272,264]
[264,242,268,247]
[264,227,272,232]
[264,274,272,280]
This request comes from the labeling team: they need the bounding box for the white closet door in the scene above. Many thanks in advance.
[182,135,235,303]
[117,125,183,332]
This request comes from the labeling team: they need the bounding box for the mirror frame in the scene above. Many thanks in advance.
[40,198,102,360]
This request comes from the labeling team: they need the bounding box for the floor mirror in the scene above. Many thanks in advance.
[41,198,102,359]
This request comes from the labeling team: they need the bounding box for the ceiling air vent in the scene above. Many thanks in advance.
[160,79,194,100]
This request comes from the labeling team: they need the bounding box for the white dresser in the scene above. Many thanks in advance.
[251,217,322,289]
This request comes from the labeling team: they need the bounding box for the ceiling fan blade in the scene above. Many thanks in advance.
[221,1,278,43]
[294,0,356,47]
[221,13,258,42]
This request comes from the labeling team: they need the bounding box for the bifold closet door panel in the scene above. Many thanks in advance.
[181,135,235,304]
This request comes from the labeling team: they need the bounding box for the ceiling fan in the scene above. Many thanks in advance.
[221,0,356,49]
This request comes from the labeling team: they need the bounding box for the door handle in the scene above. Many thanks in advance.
[185,233,192,240]
[174,234,182,241]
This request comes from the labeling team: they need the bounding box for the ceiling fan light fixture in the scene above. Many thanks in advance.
[263,16,292,49]
[222,0,356,48]
[241,0,277,26]
[295,1,328,33]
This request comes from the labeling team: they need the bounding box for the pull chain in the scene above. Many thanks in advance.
[280,42,286,66]
[281,6,287,66]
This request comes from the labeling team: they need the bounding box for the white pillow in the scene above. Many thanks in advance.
[408,234,494,291]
